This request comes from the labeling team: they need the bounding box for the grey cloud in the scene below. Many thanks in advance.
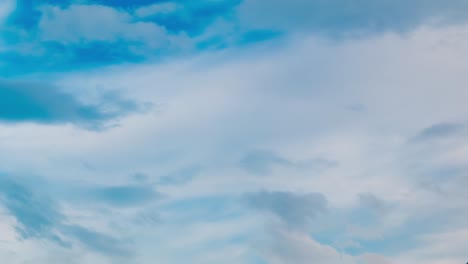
[346,103,367,112]
[237,0,468,37]
[157,165,202,185]
[246,190,327,229]
[412,122,465,142]
[240,150,293,175]
[358,193,391,216]
[240,150,337,175]
[132,172,149,183]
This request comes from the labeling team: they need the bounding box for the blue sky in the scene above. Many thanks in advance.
[1,1,468,264]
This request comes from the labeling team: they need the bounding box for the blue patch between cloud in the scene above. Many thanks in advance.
[6,0,42,30]
[0,41,145,76]
[238,30,282,45]
[0,79,146,129]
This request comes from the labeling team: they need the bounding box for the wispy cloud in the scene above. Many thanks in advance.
[246,191,327,229]
[2,1,468,263]
[0,174,132,258]
[89,184,159,207]
[0,175,66,245]
[239,150,337,175]
[0,79,148,129]
[238,0,468,35]
[412,122,465,142]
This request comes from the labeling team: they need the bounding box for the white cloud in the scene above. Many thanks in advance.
[257,227,357,264]
[2,21,468,263]
[134,2,180,18]
[397,227,468,264]
[360,253,393,264]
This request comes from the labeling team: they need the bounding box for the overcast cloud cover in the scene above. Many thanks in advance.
[0,1,468,263]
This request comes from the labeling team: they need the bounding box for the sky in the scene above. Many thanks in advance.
[0,1,468,263]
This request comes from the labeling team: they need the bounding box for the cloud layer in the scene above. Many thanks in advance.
[1,1,468,264]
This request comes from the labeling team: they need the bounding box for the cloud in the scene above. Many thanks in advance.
[89,184,159,207]
[0,79,146,129]
[62,225,132,257]
[360,253,393,264]
[0,175,66,245]
[246,191,327,229]
[39,4,167,44]
[135,3,180,17]
[0,174,131,257]
[2,19,468,264]
[135,0,240,36]
[5,0,42,30]
[0,0,14,24]
[92,0,174,9]
[4,0,468,77]
[237,0,468,36]
[157,165,202,185]
[399,227,468,263]
[258,227,356,264]
[0,2,184,75]
[239,150,337,175]
[239,150,293,175]
[412,122,465,142]
[0,1,248,75]
[358,193,391,216]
